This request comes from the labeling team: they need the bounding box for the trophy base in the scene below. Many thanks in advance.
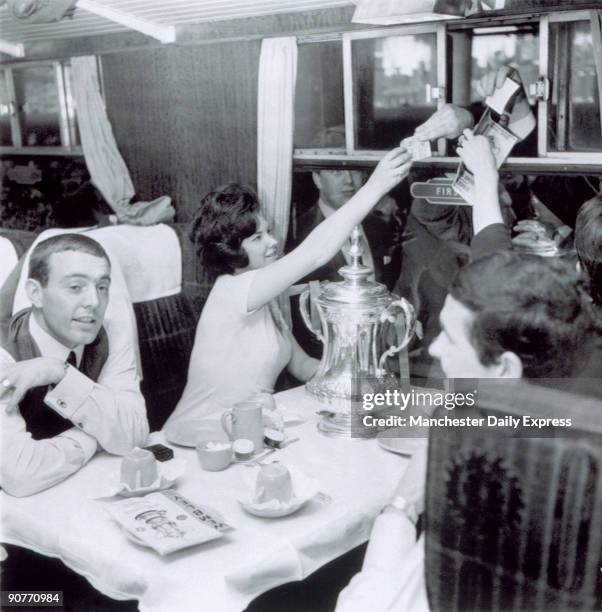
[317,412,352,438]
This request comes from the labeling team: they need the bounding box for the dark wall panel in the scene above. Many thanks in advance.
[101,40,261,221]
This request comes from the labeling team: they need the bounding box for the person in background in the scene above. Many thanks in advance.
[457,131,602,392]
[163,147,412,445]
[288,126,404,290]
[287,126,406,358]
[0,234,149,497]
[337,249,595,611]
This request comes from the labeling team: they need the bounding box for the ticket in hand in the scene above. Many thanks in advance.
[485,77,521,115]
[401,137,432,161]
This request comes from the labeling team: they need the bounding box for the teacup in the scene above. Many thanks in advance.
[196,440,233,471]
[121,448,158,489]
[254,464,293,504]
[221,400,264,452]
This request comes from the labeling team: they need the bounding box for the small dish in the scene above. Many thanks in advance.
[237,466,318,518]
[233,438,255,461]
[196,440,233,471]
[377,436,426,457]
[108,459,186,497]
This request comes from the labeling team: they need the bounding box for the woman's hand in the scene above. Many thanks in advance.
[365,147,412,199]
[457,129,497,179]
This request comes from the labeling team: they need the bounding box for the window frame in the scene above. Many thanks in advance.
[293,23,447,162]
[0,58,83,156]
[293,11,602,172]
[539,10,602,162]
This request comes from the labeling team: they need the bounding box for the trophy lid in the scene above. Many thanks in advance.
[317,226,392,307]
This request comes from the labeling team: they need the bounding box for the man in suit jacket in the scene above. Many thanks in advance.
[0,233,149,497]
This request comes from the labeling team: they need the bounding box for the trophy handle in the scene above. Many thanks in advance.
[299,288,324,343]
[377,298,416,375]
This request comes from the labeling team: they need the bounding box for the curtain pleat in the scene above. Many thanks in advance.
[257,37,298,326]
[70,56,135,216]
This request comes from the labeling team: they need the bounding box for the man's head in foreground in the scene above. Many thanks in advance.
[575,194,602,309]
[429,251,593,379]
[26,234,111,349]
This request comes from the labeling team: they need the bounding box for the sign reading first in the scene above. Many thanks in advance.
[410,177,471,206]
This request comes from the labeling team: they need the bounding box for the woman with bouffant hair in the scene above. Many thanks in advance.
[164,149,411,444]
[189,184,267,278]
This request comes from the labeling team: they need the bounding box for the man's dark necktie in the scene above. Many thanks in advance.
[66,351,77,369]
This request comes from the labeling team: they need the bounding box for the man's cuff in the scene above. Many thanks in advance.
[44,365,95,421]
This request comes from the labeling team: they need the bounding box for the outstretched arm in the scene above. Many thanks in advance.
[457,129,503,235]
[413,103,474,142]
[247,148,412,311]
[336,441,429,611]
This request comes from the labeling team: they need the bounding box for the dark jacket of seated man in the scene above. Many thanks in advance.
[0,234,149,497]
[289,201,403,289]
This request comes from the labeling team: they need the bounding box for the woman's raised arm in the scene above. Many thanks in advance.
[247,147,412,312]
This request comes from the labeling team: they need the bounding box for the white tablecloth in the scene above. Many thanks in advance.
[1,387,409,612]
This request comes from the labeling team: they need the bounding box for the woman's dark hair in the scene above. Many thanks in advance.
[575,194,602,308]
[450,251,593,378]
[189,184,260,278]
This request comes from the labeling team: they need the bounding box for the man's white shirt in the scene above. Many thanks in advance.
[0,314,148,497]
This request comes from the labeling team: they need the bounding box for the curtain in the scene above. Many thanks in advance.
[70,56,135,216]
[257,37,298,325]
[70,56,174,224]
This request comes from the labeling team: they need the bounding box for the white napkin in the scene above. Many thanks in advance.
[97,459,186,498]
[239,466,318,512]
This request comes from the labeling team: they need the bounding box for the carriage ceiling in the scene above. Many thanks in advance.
[0,0,355,57]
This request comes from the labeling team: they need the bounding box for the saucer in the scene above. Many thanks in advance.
[238,496,309,518]
[164,419,228,447]
[377,436,426,457]
[238,466,318,518]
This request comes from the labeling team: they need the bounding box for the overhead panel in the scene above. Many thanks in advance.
[0,0,354,45]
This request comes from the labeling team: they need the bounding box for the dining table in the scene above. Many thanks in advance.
[0,386,416,612]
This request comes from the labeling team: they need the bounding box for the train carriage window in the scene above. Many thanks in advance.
[12,65,62,147]
[469,28,539,106]
[294,41,345,150]
[446,25,539,158]
[352,33,438,150]
[0,60,81,152]
[548,19,602,153]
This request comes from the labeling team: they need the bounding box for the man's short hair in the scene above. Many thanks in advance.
[450,251,593,378]
[189,183,260,278]
[575,194,602,308]
[29,234,110,286]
